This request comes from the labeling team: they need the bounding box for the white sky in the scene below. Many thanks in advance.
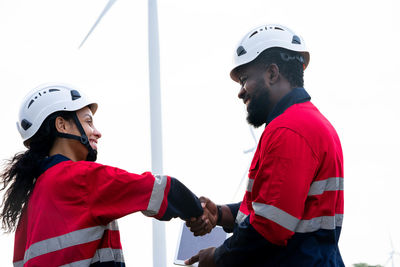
[1,0,400,266]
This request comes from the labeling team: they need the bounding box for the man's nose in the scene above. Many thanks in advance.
[238,86,246,99]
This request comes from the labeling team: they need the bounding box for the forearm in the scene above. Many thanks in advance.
[216,202,241,232]
[153,177,203,221]
[217,205,235,231]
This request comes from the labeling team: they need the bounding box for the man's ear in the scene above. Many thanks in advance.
[266,64,280,84]
[54,117,69,133]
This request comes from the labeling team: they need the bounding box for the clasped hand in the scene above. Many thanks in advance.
[184,197,218,267]
[186,196,218,236]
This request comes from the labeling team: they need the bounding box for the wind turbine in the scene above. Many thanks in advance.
[385,235,400,267]
[78,1,166,266]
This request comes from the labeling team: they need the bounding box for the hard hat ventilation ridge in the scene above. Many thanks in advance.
[21,119,32,131]
[70,90,81,101]
[28,100,35,109]
[272,26,284,31]
[237,46,247,56]
[27,88,61,109]
[292,35,301,44]
[249,31,258,38]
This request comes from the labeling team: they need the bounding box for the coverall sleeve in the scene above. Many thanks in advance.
[226,202,241,220]
[221,202,241,233]
[157,177,204,221]
[214,217,276,266]
[83,163,203,225]
[214,127,318,266]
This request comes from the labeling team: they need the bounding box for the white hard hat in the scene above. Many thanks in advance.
[17,83,98,147]
[230,24,310,81]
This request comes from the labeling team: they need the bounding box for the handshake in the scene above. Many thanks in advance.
[183,197,233,267]
[186,196,219,236]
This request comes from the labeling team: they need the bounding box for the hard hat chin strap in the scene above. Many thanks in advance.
[55,112,97,162]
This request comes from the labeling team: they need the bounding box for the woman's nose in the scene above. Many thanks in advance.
[94,127,102,139]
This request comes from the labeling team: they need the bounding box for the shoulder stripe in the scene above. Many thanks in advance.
[308,177,344,196]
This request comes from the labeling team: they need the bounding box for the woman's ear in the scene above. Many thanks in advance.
[54,117,69,133]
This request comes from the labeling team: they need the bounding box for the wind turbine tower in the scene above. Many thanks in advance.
[79,1,167,266]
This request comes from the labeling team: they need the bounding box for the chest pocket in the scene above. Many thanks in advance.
[248,148,260,180]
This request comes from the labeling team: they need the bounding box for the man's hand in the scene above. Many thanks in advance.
[184,247,216,267]
[186,196,218,236]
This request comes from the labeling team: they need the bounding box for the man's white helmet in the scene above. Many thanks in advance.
[230,24,310,81]
[17,83,98,147]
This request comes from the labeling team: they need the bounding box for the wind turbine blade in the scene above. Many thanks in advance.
[243,147,255,154]
[233,165,250,201]
[78,0,117,49]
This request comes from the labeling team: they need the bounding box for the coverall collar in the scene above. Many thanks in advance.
[39,154,71,175]
[266,87,311,126]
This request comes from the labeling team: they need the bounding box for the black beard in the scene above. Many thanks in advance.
[246,88,271,128]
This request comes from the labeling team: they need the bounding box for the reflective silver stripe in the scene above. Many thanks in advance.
[23,225,106,264]
[91,248,125,264]
[295,214,344,233]
[59,249,125,267]
[59,259,92,267]
[252,202,343,233]
[252,202,299,231]
[235,210,248,224]
[308,177,344,196]
[246,178,254,192]
[106,220,119,231]
[142,174,168,216]
[13,260,23,267]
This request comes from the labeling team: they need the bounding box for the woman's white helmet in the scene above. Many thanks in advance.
[230,24,310,81]
[17,83,98,147]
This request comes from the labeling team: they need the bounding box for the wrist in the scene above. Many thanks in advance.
[216,205,222,225]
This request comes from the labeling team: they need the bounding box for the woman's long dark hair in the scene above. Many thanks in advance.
[0,111,74,232]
